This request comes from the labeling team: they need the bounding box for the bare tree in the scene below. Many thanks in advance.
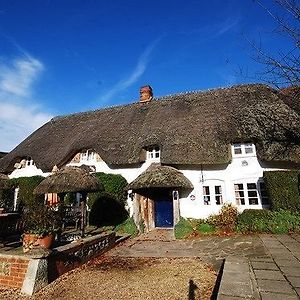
[249,0,300,88]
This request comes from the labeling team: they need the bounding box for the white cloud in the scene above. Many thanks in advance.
[0,55,52,152]
[98,38,160,104]
[0,56,43,97]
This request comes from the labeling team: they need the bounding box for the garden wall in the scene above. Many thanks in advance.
[0,255,29,288]
[0,232,116,295]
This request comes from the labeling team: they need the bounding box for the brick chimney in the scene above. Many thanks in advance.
[139,85,153,103]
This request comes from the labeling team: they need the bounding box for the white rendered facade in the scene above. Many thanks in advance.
[8,144,282,220]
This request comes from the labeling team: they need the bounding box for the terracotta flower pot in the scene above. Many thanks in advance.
[36,234,55,249]
[22,233,55,253]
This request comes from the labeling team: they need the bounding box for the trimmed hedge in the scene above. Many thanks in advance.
[87,172,128,227]
[236,209,300,233]
[1,176,45,210]
[264,171,300,211]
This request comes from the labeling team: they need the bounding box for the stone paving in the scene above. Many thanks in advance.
[108,230,300,299]
[108,230,267,270]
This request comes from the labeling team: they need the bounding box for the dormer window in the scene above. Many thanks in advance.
[80,149,96,162]
[146,146,160,161]
[26,158,35,166]
[232,143,255,157]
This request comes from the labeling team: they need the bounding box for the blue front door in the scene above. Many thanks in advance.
[155,199,173,227]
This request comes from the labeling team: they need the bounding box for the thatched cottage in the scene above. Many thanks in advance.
[0,84,299,231]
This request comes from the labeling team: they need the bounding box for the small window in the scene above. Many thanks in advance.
[80,150,96,162]
[247,183,259,205]
[147,146,160,160]
[25,158,35,167]
[244,143,254,154]
[234,182,260,205]
[215,185,223,205]
[203,186,210,205]
[234,183,245,205]
[232,143,255,157]
[233,144,242,155]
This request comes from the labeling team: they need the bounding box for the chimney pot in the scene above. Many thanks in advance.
[140,85,153,102]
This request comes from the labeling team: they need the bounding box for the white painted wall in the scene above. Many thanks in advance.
[7,145,285,220]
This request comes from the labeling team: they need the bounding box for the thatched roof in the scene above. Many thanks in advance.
[127,164,193,190]
[0,84,299,173]
[33,166,103,194]
[0,173,9,189]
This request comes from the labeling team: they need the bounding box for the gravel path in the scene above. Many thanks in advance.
[0,256,216,300]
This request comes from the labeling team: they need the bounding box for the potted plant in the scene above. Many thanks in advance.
[21,204,61,253]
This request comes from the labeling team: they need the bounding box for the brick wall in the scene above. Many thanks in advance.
[0,256,29,288]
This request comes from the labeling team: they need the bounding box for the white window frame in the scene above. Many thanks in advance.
[25,158,35,167]
[234,182,260,206]
[232,143,256,157]
[202,182,224,206]
[80,149,96,162]
[146,146,160,161]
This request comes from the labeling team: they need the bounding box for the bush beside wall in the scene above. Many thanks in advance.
[264,170,300,211]
[0,176,45,210]
[88,173,128,227]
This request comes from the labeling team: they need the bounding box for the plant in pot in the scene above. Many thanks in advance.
[22,204,61,253]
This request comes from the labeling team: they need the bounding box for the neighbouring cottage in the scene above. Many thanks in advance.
[0,84,299,232]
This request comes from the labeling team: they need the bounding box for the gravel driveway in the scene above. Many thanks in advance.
[0,256,216,300]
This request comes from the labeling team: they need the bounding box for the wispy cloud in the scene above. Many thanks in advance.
[97,38,160,104]
[213,17,240,37]
[0,54,52,151]
[0,56,43,97]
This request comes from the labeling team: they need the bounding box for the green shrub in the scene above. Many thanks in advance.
[264,171,300,211]
[174,217,194,239]
[115,217,138,237]
[0,188,15,211]
[10,176,45,209]
[208,204,238,232]
[236,209,272,233]
[196,223,216,234]
[87,173,128,227]
[236,209,300,233]
[90,172,128,205]
[89,192,128,227]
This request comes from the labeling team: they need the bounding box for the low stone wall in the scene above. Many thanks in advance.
[0,255,30,288]
[48,231,116,282]
[0,231,116,295]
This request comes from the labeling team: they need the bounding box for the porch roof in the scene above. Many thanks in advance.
[127,164,193,190]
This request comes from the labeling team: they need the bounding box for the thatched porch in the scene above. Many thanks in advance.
[128,164,193,232]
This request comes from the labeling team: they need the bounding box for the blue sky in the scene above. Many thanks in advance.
[0,0,294,151]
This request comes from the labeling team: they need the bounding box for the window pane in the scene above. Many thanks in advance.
[233,144,242,155]
[247,183,256,189]
[245,143,253,154]
[216,195,223,205]
[249,198,258,205]
[248,190,258,197]
[204,196,210,205]
[215,186,221,194]
[234,184,243,190]
[236,198,245,205]
[203,186,210,195]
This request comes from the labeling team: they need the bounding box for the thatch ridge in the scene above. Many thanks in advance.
[0,84,299,173]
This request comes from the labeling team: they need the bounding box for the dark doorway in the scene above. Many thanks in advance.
[154,192,173,227]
